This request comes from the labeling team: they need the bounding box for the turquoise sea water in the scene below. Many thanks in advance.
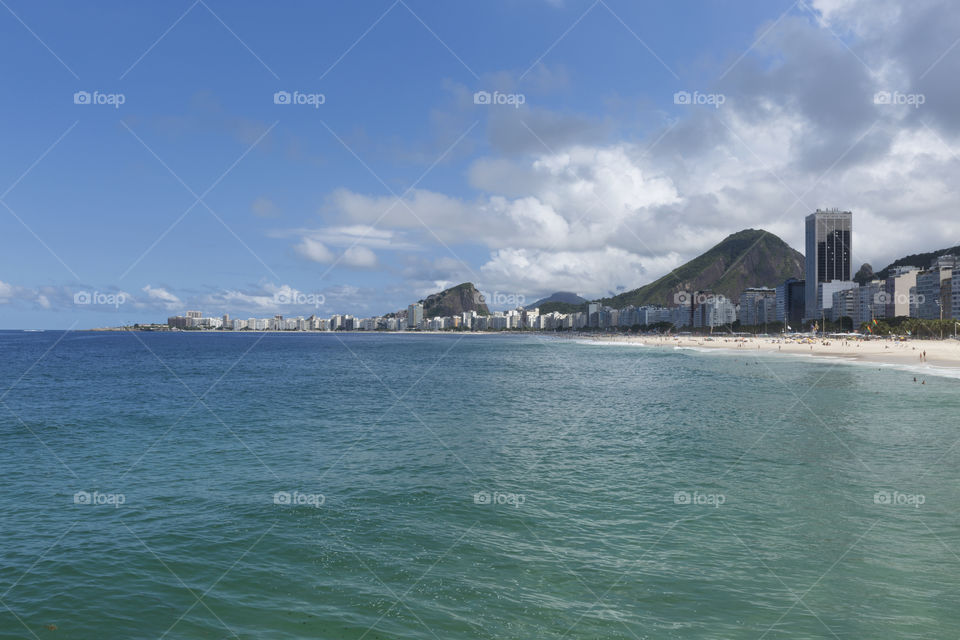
[2,330,960,639]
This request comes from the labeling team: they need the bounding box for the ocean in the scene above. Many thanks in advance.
[2,330,959,638]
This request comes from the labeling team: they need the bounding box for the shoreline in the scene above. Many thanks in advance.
[560,333,960,377]
[16,328,960,378]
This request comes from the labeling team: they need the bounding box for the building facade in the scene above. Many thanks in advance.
[739,288,777,327]
[830,287,858,323]
[915,268,951,319]
[407,303,424,330]
[816,280,857,322]
[805,209,852,319]
[884,266,919,318]
[692,295,736,328]
[953,275,960,320]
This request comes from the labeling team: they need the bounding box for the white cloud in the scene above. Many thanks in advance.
[293,225,419,251]
[141,285,182,309]
[329,144,681,254]
[0,280,14,302]
[342,246,378,268]
[295,237,335,263]
[0,280,56,308]
[328,188,484,240]
[289,225,413,268]
[479,247,683,299]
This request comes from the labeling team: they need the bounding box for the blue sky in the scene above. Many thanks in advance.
[3,0,960,328]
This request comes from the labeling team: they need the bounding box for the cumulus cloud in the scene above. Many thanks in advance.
[0,280,59,309]
[329,144,680,253]
[341,246,378,268]
[290,225,405,268]
[292,225,419,251]
[141,285,182,309]
[310,2,960,300]
[480,247,684,299]
[295,237,335,263]
[0,280,15,302]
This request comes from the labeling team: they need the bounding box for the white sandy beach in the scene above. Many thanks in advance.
[567,332,960,371]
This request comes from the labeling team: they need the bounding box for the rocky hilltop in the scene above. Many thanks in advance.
[602,229,804,307]
[419,282,490,318]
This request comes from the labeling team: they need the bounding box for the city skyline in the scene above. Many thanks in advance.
[154,212,960,335]
[71,204,960,332]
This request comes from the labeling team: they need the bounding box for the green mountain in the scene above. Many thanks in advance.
[420,282,490,318]
[875,244,960,280]
[528,291,587,308]
[602,229,804,307]
[527,292,588,314]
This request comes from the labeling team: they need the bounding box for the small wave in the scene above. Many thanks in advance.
[677,344,960,381]
[849,360,960,381]
[573,339,649,347]
[672,345,718,353]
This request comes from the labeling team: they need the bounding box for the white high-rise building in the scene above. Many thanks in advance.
[407,303,423,330]
[739,288,777,327]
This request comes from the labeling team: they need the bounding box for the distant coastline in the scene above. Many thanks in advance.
[79,326,960,372]
[83,327,514,335]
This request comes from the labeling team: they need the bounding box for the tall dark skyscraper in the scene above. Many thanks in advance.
[805,209,852,319]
